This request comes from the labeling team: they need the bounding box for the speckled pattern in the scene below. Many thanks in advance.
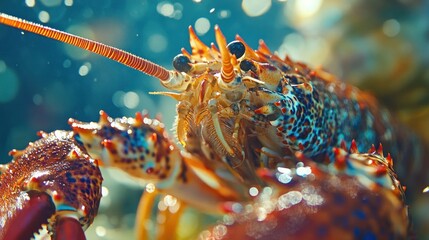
[68,111,248,213]
[164,27,425,200]
[0,13,424,239]
[162,28,416,238]
[69,111,184,184]
[0,130,102,233]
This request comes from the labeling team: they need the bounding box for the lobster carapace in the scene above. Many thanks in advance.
[0,11,425,239]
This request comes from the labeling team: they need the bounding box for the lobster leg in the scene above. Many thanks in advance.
[135,190,187,240]
[135,188,159,240]
[70,111,249,213]
[2,191,55,240]
[54,216,86,240]
[0,130,103,239]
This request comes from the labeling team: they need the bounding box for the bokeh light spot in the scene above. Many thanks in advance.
[95,226,106,237]
[25,0,35,7]
[33,94,43,106]
[112,90,125,108]
[148,34,168,53]
[195,17,210,35]
[40,0,62,7]
[0,66,19,103]
[123,91,140,109]
[63,59,72,68]
[382,19,400,37]
[38,11,50,23]
[242,0,272,17]
[249,187,259,197]
[78,62,92,76]
[218,10,231,19]
[101,186,109,197]
[157,1,174,17]
[293,0,323,18]
[64,0,73,7]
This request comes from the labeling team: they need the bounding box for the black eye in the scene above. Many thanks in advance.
[227,41,245,58]
[240,59,256,72]
[173,54,192,73]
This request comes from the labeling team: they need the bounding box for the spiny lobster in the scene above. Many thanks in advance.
[0,10,427,239]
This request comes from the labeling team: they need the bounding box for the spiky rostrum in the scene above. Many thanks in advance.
[0,131,102,236]
[203,144,409,239]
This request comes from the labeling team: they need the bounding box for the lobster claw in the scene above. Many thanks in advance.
[0,130,103,240]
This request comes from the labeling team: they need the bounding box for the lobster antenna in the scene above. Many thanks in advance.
[0,13,172,82]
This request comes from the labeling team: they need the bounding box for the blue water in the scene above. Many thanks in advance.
[0,1,292,163]
[0,1,428,238]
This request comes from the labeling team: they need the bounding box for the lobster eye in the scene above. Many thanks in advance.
[173,54,192,73]
[227,41,245,58]
[240,59,256,72]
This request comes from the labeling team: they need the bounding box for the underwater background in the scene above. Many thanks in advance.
[0,0,428,239]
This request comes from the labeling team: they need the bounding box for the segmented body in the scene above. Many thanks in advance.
[0,9,426,239]
[167,29,425,199]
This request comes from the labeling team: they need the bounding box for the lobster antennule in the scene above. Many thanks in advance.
[0,13,171,81]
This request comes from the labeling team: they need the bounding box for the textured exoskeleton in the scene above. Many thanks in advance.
[0,11,426,239]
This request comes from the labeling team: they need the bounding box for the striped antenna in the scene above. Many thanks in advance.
[0,13,171,81]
